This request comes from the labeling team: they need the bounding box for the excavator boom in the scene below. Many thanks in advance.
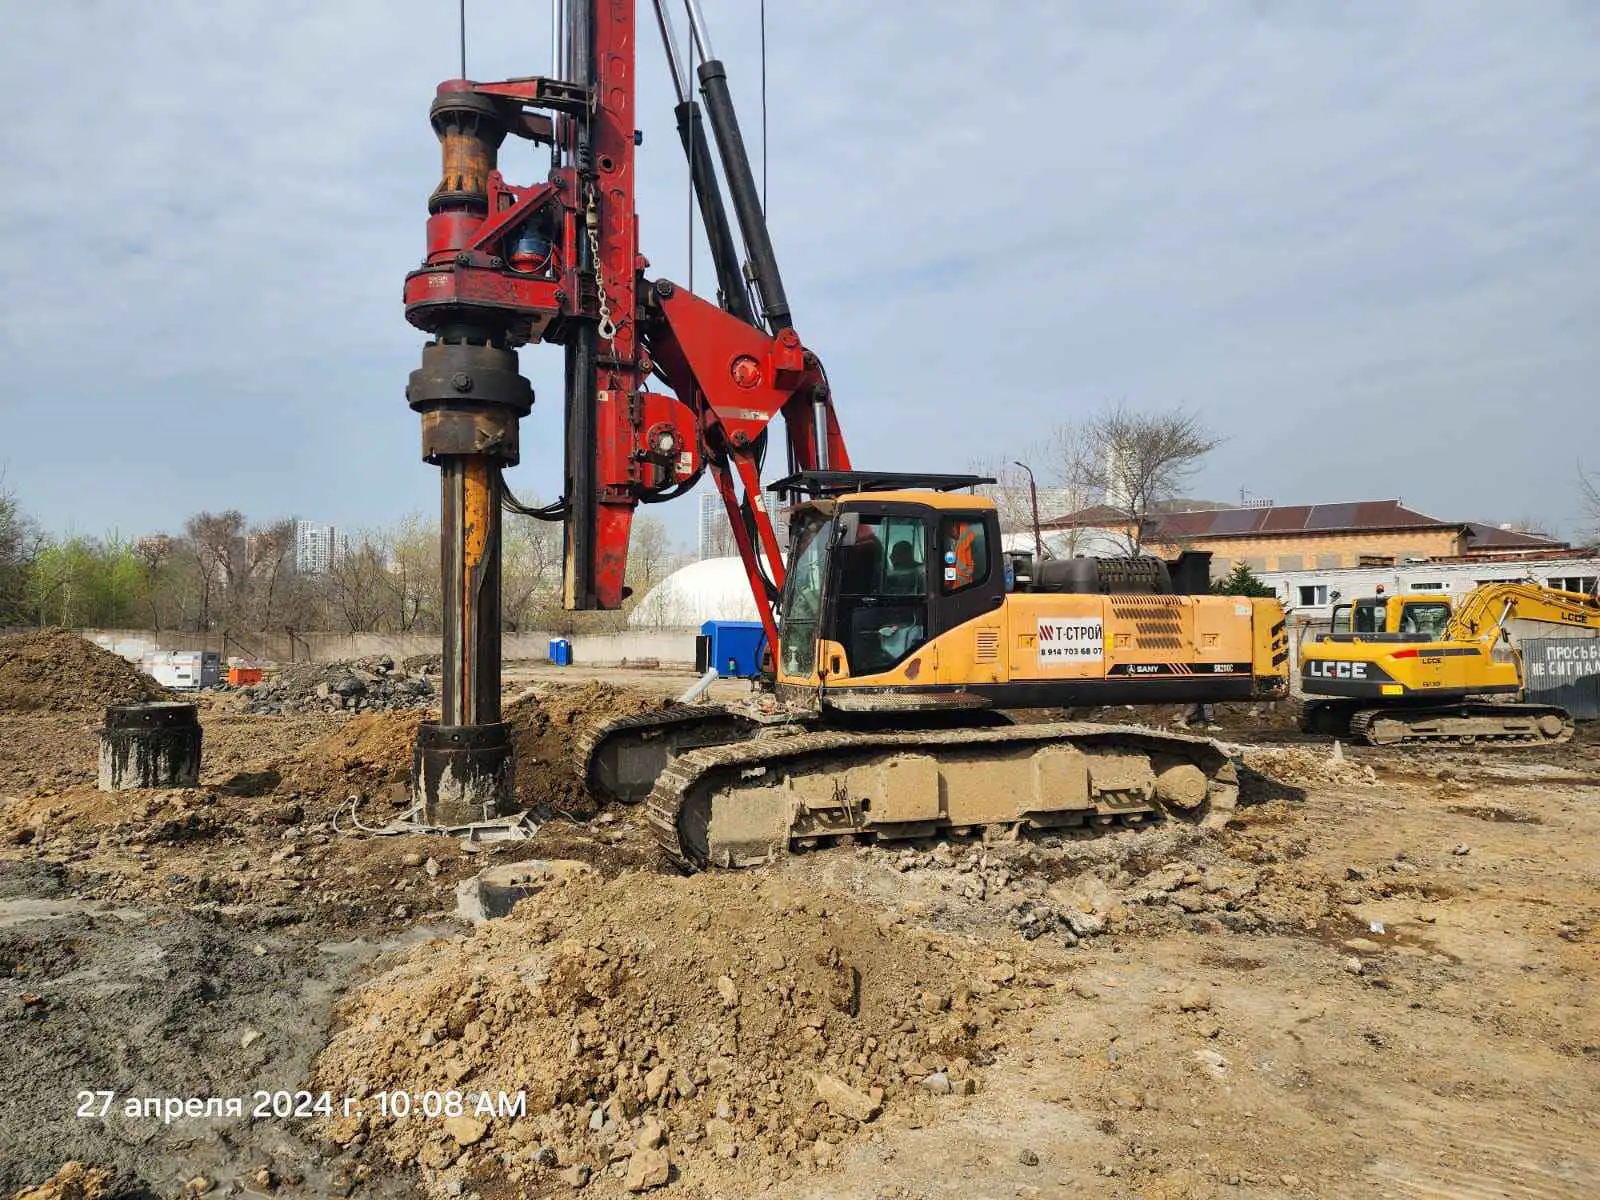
[1446,581,1600,642]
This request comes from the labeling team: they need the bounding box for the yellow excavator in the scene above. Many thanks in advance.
[583,472,1291,868]
[1299,581,1600,745]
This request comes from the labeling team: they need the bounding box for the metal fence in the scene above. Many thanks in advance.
[1522,637,1600,719]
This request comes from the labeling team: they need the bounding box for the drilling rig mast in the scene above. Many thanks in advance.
[402,0,842,822]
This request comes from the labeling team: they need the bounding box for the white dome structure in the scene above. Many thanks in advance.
[630,557,763,628]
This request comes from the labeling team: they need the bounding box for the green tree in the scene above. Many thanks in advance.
[1212,561,1275,597]
[0,479,41,624]
[25,536,145,627]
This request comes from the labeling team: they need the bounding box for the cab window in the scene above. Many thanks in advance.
[831,515,928,676]
[940,518,989,592]
[1331,604,1351,634]
[1352,600,1386,634]
[778,515,829,677]
[1399,601,1450,638]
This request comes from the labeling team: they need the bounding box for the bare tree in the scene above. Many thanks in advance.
[380,514,439,632]
[248,520,295,630]
[627,516,673,594]
[966,456,1039,540]
[502,513,560,630]
[324,534,393,633]
[1581,464,1600,543]
[182,512,237,631]
[0,474,43,625]
[183,510,295,632]
[1053,402,1224,553]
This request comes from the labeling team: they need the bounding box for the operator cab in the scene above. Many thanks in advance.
[1328,595,1452,639]
[773,473,1001,681]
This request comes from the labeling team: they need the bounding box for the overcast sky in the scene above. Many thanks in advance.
[1,0,1596,548]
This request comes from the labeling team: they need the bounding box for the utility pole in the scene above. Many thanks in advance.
[1014,461,1044,561]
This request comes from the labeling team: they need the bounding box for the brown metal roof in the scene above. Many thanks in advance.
[1045,499,1462,539]
[1461,522,1567,550]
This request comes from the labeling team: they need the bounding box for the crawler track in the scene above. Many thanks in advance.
[1348,703,1573,746]
[643,722,1239,871]
[578,706,761,805]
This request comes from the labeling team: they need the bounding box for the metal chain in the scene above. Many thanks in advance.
[585,189,618,342]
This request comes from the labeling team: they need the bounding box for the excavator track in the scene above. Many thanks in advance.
[644,722,1239,871]
[578,706,762,805]
[1348,703,1574,747]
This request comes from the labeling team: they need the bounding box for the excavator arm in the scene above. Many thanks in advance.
[1446,582,1600,643]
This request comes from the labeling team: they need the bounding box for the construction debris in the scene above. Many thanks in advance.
[238,656,436,715]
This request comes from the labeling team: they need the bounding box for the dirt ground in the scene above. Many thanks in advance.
[1,639,1596,1198]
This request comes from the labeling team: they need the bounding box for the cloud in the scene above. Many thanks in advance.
[0,0,1595,543]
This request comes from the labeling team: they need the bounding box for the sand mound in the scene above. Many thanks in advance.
[312,872,1046,1195]
[505,683,666,814]
[0,629,165,714]
[284,684,669,815]
[304,711,422,777]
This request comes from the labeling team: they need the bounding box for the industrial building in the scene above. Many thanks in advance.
[1258,549,1599,624]
[1041,498,1571,574]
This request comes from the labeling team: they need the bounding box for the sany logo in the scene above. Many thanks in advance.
[1307,660,1368,679]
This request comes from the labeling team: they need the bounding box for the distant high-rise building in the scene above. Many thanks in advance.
[696,488,789,560]
[697,490,725,560]
[295,520,349,575]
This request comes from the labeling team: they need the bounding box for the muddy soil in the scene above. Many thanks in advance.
[1,648,1597,1197]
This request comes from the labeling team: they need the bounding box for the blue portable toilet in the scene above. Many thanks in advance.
[699,620,765,678]
[548,637,573,666]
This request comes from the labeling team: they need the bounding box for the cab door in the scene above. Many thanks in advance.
[931,511,1006,684]
[823,509,932,678]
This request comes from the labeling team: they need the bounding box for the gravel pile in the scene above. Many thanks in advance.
[240,656,436,716]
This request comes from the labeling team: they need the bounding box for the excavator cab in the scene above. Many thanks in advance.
[1330,595,1451,638]
[775,478,1001,684]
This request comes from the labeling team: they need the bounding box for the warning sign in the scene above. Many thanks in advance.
[1037,617,1104,663]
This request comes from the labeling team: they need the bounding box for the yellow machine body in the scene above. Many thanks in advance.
[771,491,1288,711]
[1298,583,1600,744]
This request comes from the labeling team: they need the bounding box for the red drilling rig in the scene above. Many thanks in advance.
[403,0,840,821]
[404,2,1287,858]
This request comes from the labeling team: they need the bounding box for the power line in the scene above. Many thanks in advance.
[759,0,768,207]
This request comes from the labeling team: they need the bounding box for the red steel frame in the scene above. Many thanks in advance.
[403,1,848,653]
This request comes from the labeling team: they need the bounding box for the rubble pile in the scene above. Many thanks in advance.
[0,629,166,714]
[239,656,435,716]
[313,872,1047,1195]
[1241,745,1378,789]
[10,1162,112,1200]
